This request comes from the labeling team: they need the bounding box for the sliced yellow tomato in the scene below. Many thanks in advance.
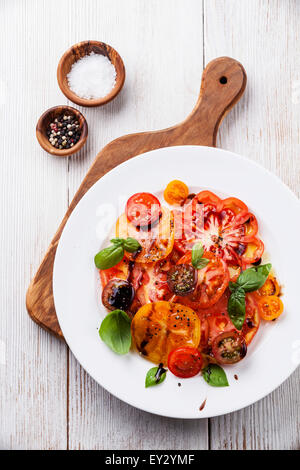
[131,301,201,365]
[164,180,189,205]
[116,207,174,263]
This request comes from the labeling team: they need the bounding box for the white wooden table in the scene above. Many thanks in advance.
[1,0,299,450]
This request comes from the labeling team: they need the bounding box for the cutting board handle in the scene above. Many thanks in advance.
[179,56,247,146]
[26,57,247,339]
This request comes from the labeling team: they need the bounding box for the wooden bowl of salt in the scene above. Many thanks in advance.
[57,40,125,107]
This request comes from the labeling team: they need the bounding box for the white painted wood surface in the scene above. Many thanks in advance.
[0,0,298,449]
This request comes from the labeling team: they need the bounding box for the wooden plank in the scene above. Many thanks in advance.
[0,0,68,449]
[205,0,300,450]
[67,0,209,450]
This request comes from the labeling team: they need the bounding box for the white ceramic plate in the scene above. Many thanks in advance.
[53,146,300,418]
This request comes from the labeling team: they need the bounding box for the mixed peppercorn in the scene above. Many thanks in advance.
[47,113,81,150]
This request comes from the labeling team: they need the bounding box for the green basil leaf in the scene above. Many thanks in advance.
[145,366,167,388]
[99,309,131,355]
[123,237,141,253]
[110,238,125,247]
[192,242,204,268]
[195,257,210,270]
[229,281,238,292]
[94,245,124,270]
[228,287,246,330]
[202,364,229,387]
[237,263,272,292]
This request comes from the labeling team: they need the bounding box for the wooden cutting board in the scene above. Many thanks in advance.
[26,57,247,339]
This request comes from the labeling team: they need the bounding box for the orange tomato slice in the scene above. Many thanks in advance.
[258,275,280,297]
[131,301,201,364]
[257,295,284,321]
[164,180,189,206]
[116,207,174,263]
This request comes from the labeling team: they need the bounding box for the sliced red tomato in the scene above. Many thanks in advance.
[207,313,233,341]
[176,251,229,309]
[173,191,263,268]
[212,330,247,365]
[126,192,161,227]
[236,213,258,241]
[242,293,260,344]
[241,237,264,265]
[99,257,129,287]
[168,347,203,378]
[222,197,248,217]
[199,290,260,350]
[199,317,209,350]
[192,190,223,214]
[129,261,172,313]
[227,264,242,282]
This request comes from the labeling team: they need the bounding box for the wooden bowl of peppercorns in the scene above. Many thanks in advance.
[36,105,88,157]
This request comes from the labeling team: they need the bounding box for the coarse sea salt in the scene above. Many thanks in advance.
[67,52,117,100]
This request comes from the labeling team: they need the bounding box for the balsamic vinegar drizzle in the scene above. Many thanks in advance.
[199,398,207,411]
[155,363,167,383]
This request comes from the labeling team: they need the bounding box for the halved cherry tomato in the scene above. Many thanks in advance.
[168,347,203,378]
[164,180,189,206]
[102,279,135,311]
[257,295,284,321]
[167,264,197,296]
[116,207,174,263]
[177,251,229,309]
[126,192,161,227]
[212,330,247,364]
[131,301,201,364]
[258,275,280,297]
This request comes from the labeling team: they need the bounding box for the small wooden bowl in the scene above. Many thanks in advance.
[36,105,88,157]
[57,40,125,107]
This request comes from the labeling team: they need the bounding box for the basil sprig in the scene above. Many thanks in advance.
[145,364,167,388]
[192,242,209,270]
[235,264,272,292]
[228,263,272,330]
[99,309,132,355]
[94,237,141,270]
[202,364,229,387]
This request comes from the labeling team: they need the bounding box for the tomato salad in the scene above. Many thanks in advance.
[95,181,284,389]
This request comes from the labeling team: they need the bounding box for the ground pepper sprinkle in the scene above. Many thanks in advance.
[47,113,81,150]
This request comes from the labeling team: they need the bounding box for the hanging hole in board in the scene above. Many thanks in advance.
[220,76,227,85]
